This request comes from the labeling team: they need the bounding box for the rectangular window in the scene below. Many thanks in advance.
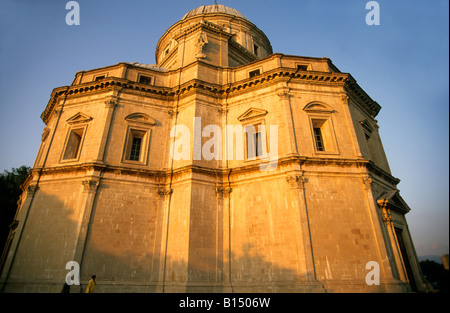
[63,128,84,160]
[124,129,147,162]
[309,116,338,154]
[253,131,263,157]
[129,137,142,161]
[95,75,106,81]
[253,44,259,56]
[249,69,261,78]
[297,65,308,71]
[313,127,325,152]
[138,75,152,85]
[245,125,265,159]
[394,227,418,291]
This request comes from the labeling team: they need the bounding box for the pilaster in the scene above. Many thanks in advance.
[74,179,99,290]
[285,174,319,284]
[94,90,120,163]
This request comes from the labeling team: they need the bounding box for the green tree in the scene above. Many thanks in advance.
[0,166,31,254]
[420,259,449,292]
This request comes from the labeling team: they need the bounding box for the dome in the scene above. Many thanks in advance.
[157,4,272,68]
[181,4,248,21]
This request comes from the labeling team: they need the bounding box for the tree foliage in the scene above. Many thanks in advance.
[0,166,31,254]
[420,259,449,292]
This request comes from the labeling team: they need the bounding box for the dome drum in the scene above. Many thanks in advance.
[156,5,273,69]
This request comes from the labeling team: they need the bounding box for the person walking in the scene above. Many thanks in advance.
[85,275,96,293]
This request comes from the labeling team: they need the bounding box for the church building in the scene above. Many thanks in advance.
[0,4,426,292]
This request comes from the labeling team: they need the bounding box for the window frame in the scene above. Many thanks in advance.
[313,127,325,152]
[295,63,311,71]
[243,121,269,162]
[60,125,88,163]
[308,115,339,155]
[248,69,261,78]
[94,73,108,81]
[137,74,154,85]
[121,126,151,165]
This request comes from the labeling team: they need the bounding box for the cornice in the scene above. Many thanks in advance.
[30,154,400,189]
[41,86,69,125]
[366,160,400,186]
[41,64,380,123]
[174,20,233,42]
[344,75,381,117]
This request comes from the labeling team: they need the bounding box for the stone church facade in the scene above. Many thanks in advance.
[0,5,425,292]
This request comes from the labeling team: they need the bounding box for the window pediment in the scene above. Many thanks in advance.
[237,108,268,122]
[360,119,374,135]
[66,112,93,125]
[377,190,411,214]
[303,102,335,114]
[125,113,156,126]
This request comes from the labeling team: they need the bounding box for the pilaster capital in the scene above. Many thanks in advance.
[218,107,228,114]
[382,210,393,226]
[216,187,232,199]
[41,127,50,142]
[104,99,117,108]
[168,109,178,117]
[82,180,99,193]
[362,176,373,190]
[26,184,38,196]
[341,94,349,103]
[157,188,173,198]
[286,175,307,189]
[277,88,291,98]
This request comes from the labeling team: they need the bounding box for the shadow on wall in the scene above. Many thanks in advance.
[1,189,306,293]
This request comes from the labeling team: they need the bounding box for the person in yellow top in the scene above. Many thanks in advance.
[85,275,96,293]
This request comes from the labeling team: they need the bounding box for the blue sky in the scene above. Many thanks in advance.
[0,0,448,258]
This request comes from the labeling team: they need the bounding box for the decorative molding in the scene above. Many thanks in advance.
[362,177,373,190]
[218,107,228,114]
[360,119,374,135]
[277,88,291,98]
[195,31,208,59]
[26,184,38,196]
[82,180,98,193]
[216,187,232,199]
[237,107,268,122]
[382,210,393,226]
[104,99,118,108]
[66,112,93,125]
[286,175,307,189]
[377,189,411,215]
[41,127,50,142]
[303,102,335,114]
[125,113,156,126]
[157,188,173,198]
